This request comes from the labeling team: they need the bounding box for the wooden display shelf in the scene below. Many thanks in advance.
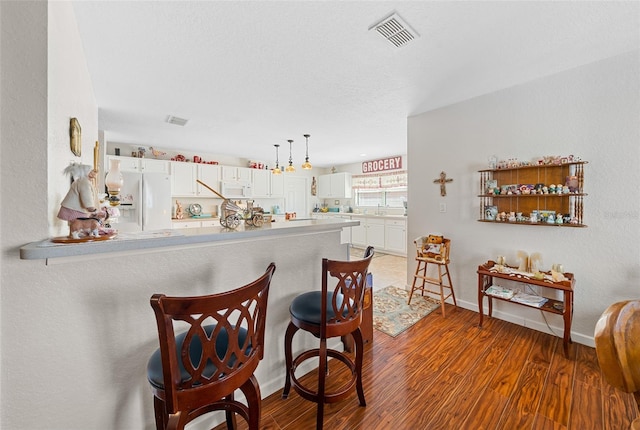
[477,260,575,357]
[478,160,587,227]
[477,219,587,228]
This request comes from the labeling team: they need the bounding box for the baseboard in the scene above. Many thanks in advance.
[456,298,595,348]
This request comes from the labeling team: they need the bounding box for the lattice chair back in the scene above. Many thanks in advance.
[321,246,374,339]
[147,263,275,429]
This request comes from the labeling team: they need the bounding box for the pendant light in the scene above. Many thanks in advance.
[272,144,282,175]
[285,139,295,173]
[302,134,312,170]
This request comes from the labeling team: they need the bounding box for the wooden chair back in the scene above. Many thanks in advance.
[321,246,374,339]
[150,262,275,423]
[594,299,640,428]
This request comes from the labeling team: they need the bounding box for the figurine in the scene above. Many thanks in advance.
[57,162,108,238]
[149,147,166,158]
[175,200,184,219]
[566,175,579,192]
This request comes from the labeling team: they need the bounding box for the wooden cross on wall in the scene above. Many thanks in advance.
[433,171,453,196]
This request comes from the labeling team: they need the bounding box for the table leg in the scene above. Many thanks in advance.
[563,290,573,357]
[478,274,485,327]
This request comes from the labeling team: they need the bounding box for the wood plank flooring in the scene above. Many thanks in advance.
[216,304,638,430]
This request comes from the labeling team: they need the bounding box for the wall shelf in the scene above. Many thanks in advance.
[478,161,587,227]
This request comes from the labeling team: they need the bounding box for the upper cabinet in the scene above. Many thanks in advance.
[318,172,352,199]
[172,162,221,197]
[222,166,252,182]
[478,160,587,227]
[141,158,170,174]
[252,169,283,198]
[171,162,198,196]
[106,156,170,174]
[107,156,140,172]
[196,164,221,197]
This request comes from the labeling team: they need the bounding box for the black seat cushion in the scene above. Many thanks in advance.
[147,324,248,389]
[290,291,349,325]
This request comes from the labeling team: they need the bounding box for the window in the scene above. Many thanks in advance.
[353,172,407,208]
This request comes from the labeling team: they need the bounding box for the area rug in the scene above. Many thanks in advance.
[373,285,440,337]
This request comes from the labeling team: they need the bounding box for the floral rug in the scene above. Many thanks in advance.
[373,286,440,337]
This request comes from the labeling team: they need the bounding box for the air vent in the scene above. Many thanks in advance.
[166,115,189,126]
[370,12,418,48]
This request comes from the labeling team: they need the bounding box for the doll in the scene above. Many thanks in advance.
[57,163,107,237]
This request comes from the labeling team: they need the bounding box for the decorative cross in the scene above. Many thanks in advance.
[433,171,453,196]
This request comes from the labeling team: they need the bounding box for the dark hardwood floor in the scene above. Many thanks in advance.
[219,305,638,430]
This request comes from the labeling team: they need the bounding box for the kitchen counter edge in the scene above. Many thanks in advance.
[20,218,358,261]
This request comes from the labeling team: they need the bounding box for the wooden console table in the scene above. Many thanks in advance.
[477,260,575,357]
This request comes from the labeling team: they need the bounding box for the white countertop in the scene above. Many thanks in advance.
[313,212,406,219]
[20,218,358,261]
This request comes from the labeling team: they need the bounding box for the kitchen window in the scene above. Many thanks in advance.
[352,172,407,208]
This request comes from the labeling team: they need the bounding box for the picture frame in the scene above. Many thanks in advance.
[70,117,82,156]
[486,179,497,194]
[485,205,498,221]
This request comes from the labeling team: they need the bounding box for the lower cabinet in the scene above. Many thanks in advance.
[172,219,220,229]
[384,219,407,254]
[351,216,385,250]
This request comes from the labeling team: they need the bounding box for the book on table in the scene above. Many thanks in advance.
[510,292,548,307]
[485,285,515,300]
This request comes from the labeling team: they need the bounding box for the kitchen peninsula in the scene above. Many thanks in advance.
[19,217,358,428]
[21,217,357,261]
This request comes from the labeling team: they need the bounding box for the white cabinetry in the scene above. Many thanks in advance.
[384,218,407,254]
[318,173,352,198]
[351,216,385,249]
[171,162,221,197]
[196,164,220,196]
[171,162,198,196]
[141,158,170,173]
[107,156,140,172]
[270,173,284,197]
[312,213,351,244]
[107,156,170,174]
[172,219,220,229]
[222,166,252,182]
[252,169,284,198]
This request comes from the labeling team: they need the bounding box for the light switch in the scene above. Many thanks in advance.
[439,203,446,213]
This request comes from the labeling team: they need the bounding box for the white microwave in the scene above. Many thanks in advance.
[220,181,252,198]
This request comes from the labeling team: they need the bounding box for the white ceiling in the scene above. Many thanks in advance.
[72,1,639,168]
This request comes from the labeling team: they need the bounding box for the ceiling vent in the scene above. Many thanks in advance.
[370,12,418,48]
[166,115,189,126]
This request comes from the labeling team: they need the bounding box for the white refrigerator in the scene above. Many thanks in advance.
[115,172,172,232]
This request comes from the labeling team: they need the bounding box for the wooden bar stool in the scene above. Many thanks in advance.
[408,235,457,317]
[282,247,374,430]
[146,263,275,430]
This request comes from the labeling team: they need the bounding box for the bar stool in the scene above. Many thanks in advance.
[282,246,374,430]
[146,263,275,430]
[408,235,457,317]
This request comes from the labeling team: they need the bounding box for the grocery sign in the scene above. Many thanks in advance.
[362,156,402,173]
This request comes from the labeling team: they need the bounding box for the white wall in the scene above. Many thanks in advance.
[48,2,99,237]
[407,50,640,346]
[0,4,344,429]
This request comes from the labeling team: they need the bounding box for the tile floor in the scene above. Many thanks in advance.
[350,246,408,291]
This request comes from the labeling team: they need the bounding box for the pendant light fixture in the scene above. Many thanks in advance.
[302,134,312,170]
[285,139,295,173]
[272,144,282,175]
